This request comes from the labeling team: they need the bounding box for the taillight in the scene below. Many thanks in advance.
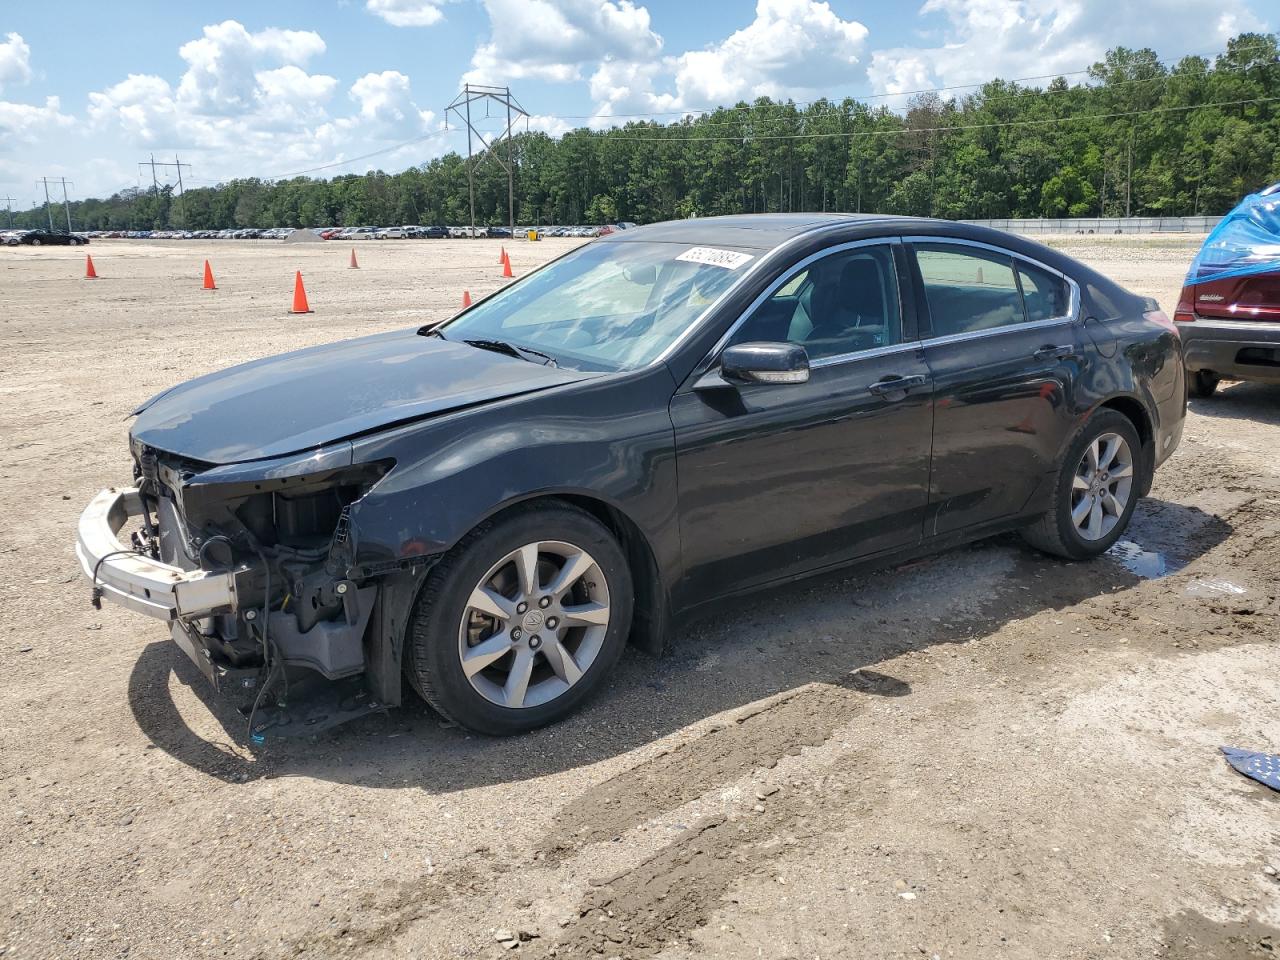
[1172,288,1195,325]
[1145,308,1179,336]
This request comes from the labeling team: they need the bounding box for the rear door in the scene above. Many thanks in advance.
[671,240,935,600]
[907,238,1083,537]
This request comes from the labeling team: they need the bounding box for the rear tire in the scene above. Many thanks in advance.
[1021,410,1144,560]
[1188,370,1219,399]
[405,503,634,735]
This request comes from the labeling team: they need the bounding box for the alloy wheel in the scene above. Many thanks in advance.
[1070,432,1134,541]
[457,540,611,709]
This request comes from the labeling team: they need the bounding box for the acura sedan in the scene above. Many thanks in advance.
[78,214,1185,737]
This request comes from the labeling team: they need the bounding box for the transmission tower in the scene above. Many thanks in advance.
[445,84,529,238]
[138,154,193,227]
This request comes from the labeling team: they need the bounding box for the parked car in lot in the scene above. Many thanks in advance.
[79,214,1184,738]
[1175,182,1280,397]
[17,229,87,246]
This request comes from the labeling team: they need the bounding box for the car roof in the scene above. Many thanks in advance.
[598,213,916,252]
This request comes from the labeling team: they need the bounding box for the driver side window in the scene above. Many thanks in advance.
[729,245,902,361]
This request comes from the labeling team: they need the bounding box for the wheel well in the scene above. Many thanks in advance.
[1097,396,1154,496]
[489,493,670,657]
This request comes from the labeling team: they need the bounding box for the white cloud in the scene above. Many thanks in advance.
[175,20,327,114]
[582,0,869,120]
[465,0,662,83]
[868,0,1270,97]
[0,32,32,93]
[0,95,74,146]
[668,0,868,107]
[366,0,453,27]
[84,20,450,186]
[343,70,436,134]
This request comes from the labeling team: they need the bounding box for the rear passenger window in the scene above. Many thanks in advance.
[914,245,1023,337]
[1017,262,1070,321]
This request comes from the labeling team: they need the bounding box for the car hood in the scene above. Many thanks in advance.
[131,328,593,464]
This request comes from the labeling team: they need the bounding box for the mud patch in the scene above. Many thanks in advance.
[1161,910,1280,959]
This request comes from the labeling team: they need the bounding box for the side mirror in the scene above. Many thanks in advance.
[720,342,810,385]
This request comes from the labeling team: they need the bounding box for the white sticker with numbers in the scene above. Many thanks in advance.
[675,246,754,270]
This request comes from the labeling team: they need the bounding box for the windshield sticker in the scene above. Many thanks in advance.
[676,246,754,270]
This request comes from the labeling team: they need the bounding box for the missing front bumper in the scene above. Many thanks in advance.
[76,487,245,620]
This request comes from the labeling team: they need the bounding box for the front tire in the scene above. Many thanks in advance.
[1021,410,1144,560]
[1188,370,1219,399]
[405,503,634,735]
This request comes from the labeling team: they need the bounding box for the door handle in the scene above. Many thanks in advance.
[1033,344,1076,361]
[868,374,927,397]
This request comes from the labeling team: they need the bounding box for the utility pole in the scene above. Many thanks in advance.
[445,84,528,239]
[1,197,14,229]
[143,154,160,196]
[173,155,188,227]
[38,177,54,231]
[1125,127,1134,219]
[57,177,74,233]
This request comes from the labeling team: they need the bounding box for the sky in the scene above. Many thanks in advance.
[0,0,1273,209]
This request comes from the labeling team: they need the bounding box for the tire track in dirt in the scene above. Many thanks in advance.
[548,758,877,960]
[540,679,887,859]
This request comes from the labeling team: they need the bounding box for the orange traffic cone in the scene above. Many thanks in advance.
[84,254,98,280]
[289,271,313,314]
[462,290,472,308]
[349,247,359,269]
[501,252,513,278]
[202,260,217,290]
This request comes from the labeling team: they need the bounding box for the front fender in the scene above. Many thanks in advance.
[343,364,682,598]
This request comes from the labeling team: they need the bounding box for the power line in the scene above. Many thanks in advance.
[166,37,1280,187]
[592,94,1280,143]
[551,36,1280,121]
[611,56,1280,133]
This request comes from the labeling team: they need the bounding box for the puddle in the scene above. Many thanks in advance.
[1106,540,1183,579]
[1185,577,1248,597]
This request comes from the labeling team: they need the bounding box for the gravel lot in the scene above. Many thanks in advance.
[1,234,1278,960]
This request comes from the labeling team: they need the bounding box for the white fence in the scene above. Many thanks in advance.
[961,216,1222,235]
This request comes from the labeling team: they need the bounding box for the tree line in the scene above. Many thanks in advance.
[15,33,1280,233]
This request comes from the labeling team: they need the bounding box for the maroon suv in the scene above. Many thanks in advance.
[1175,183,1280,398]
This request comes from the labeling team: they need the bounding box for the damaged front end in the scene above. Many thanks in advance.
[78,440,411,740]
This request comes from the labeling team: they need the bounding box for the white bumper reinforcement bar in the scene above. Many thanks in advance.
[75,487,239,621]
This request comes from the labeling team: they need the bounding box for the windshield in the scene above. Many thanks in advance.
[438,240,753,371]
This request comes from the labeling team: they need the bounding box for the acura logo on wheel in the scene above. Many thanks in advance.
[522,610,545,629]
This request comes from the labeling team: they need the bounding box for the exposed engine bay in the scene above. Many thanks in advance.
[131,443,399,738]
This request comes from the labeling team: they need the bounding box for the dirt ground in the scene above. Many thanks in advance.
[1,232,1278,960]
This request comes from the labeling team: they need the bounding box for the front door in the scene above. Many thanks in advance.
[670,241,935,604]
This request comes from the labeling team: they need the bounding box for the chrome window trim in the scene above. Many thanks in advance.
[918,314,1075,350]
[691,236,907,376]
[809,341,922,369]
[903,235,1082,333]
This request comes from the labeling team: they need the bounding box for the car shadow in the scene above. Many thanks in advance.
[127,497,1231,790]
[1188,380,1280,425]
